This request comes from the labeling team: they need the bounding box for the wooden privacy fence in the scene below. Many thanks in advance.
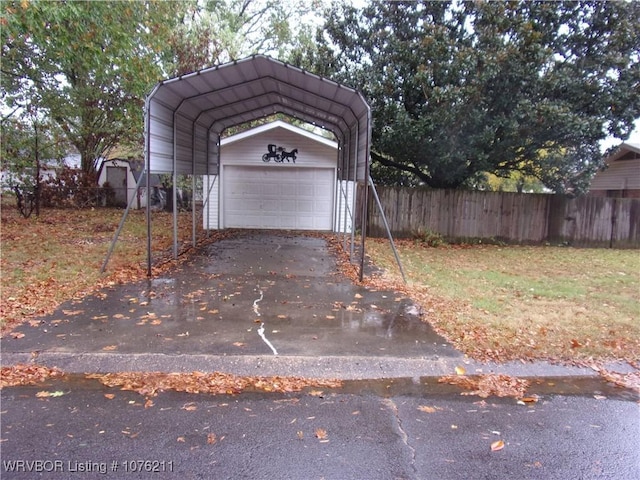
[361,186,640,248]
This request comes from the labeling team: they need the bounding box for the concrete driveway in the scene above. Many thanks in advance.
[2,231,595,379]
[2,232,467,377]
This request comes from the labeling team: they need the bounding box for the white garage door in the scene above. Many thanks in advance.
[223,166,334,230]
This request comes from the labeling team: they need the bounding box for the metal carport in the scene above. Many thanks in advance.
[143,55,372,279]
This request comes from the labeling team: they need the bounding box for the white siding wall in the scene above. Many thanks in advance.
[335,180,355,233]
[97,160,147,208]
[221,127,336,168]
[202,175,220,229]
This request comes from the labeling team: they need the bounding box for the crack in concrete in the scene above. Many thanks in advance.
[382,398,417,478]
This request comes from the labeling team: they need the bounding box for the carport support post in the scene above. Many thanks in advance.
[145,98,152,277]
[359,178,368,283]
[368,174,407,284]
[192,127,197,248]
[101,171,147,273]
[172,115,178,259]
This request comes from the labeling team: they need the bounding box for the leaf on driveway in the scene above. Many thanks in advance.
[315,428,328,441]
[10,332,25,339]
[102,345,118,351]
[491,440,505,451]
[0,364,64,388]
[455,366,466,375]
[207,433,217,445]
[36,390,64,398]
[417,405,440,413]
[439,373,530,398]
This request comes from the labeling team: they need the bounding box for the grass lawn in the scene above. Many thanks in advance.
[365,238,640,365]
[0,198,209,330]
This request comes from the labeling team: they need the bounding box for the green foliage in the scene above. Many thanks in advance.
[166,0,320,75]
[1,0,181,174]
[312,0,640,194]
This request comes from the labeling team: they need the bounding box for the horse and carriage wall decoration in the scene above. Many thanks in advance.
[262,144,298,163]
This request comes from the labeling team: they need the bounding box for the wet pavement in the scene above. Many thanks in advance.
[2,231,639,479]
[1,231,620,380]
[1,376,638,480]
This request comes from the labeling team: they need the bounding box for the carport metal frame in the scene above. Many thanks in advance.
[142,55,373,279]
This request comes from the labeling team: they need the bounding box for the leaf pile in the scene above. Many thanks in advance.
[438,373,531,398]
[0,364,65,388]
[593,367,640,394]
[86,371,343,397]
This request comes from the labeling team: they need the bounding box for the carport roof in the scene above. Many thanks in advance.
[145,55,371,181]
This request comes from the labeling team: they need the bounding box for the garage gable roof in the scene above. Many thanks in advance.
[146,55,370,180]
[221,120,337,149]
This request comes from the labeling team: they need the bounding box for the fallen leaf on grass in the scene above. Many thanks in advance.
[491,440,505,451]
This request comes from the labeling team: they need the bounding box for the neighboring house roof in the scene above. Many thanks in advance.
[221,120,338,149]
[590,142,640,191]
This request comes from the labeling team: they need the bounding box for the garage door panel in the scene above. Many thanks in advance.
[223,166,334,230]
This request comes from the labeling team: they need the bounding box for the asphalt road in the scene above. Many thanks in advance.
[1,376,638,480]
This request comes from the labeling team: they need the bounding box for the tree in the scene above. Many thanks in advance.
[1,109,69,217]
[167,0,320,76]
[312,0,640,193]
[1,0,181,176]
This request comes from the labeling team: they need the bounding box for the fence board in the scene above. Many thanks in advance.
[363,185,639,248]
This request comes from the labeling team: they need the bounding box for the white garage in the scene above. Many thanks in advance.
[223,166,334,230]
[203,121,351,231]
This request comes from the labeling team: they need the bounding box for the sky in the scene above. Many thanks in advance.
[601,118,640,151]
